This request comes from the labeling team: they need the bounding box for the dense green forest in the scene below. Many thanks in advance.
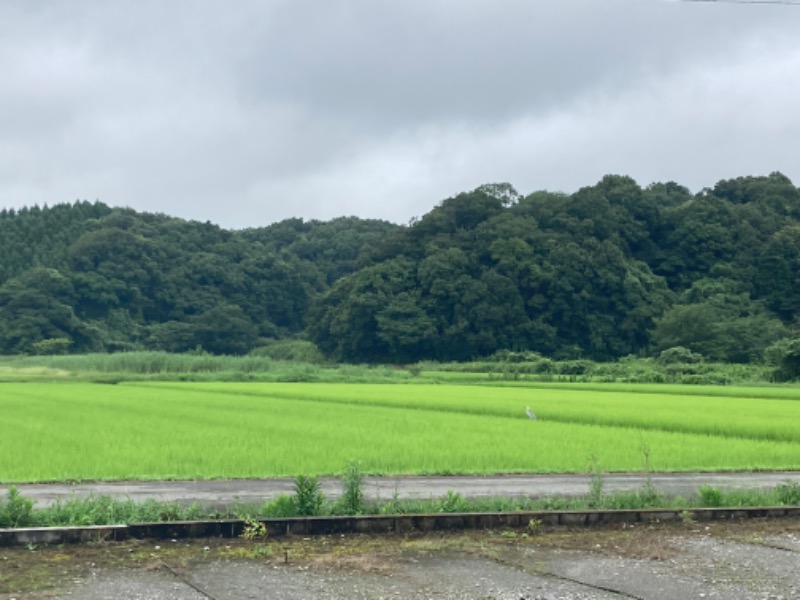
[2,173,799,369]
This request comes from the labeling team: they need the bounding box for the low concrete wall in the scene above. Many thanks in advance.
[2,506,799,547]
[0,525,127,546]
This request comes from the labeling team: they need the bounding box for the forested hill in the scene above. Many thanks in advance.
[1,172,799,363]
[0,205,396,355]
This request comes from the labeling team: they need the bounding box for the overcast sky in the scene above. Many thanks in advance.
[1,0,799,229]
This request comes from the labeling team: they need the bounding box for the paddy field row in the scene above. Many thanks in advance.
[2,382,799,482]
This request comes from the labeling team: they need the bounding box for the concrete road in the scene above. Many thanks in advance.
[6,471,800,509]
[6,519,800,599]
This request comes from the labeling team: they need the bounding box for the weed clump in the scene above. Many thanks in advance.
[0,486,34,528]
[241,516,268,541]
[587,454,604,508]
[776,480,800,505]
[337,461,365,515]
[699,486,725,507]
[437,490,467,513]
[293,475,325,516]
[262,494,298,518]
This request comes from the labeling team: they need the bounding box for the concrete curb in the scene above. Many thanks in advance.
[2,506,799,547]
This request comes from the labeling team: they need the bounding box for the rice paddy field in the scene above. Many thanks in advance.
[2,381,800,483]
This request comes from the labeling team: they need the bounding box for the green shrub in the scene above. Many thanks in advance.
[765,338,800,382]
[555,360,593,376]
[250,340,325,364]
[31,337,72,355]
[657,346,705,365]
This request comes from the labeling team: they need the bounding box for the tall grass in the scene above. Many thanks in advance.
[0,351,779,385]
[0,351,278,374]
[0,352,420,383]
[4,478,800,528]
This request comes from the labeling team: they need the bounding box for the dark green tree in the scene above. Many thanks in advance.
[0,268,96,353]
[756,226,800,321]
[651,279,786,362]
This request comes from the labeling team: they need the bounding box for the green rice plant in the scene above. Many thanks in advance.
[181,380,800,445]
[4,381,800,482]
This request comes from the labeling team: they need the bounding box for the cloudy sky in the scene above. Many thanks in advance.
[1,0,799,229]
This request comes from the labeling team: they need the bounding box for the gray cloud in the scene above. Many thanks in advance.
[1,0,799,228]
[240,1,794,124]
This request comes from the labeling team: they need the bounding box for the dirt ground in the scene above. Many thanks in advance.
[2,518,799,599]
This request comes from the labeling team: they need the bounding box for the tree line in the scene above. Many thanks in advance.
[1,172,799,365]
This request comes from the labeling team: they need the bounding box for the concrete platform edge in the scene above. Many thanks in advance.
[2,506,799,547]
